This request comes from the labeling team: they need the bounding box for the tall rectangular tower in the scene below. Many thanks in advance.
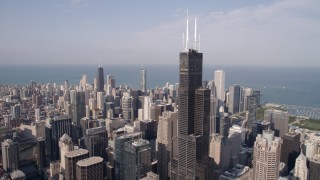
[178,49,202,136]
[46,115,72,161]
[141,66,147,93]
[252,130,282,180]
[97,65,104,92]
[1,139,19,172]
[85,126,108,161]
[264,109,289,138]
[228,84,240,114]
[214,70,225,104]
[157,111,178,180]
[175,49,203,179]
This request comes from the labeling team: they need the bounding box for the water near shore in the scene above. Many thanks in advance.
[1,64,319,109]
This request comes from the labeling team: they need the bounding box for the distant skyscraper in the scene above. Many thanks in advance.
[209,81,219,134]
[11,104,20,119]
[106,75,115,88]
[97,65,105,92]
[245,95,257,131]
[293,153,308,180]
[80,74,88,90]
[1,139,19,172]
[214,70,225,104]
[35,108,40,122]
[141,66,147,93]
[97,91,105,110]
[70,90,86,125]
[252,90,261,107]
[228,84,240,114]
[122,95,134,121]
[252,130,282,180]
[76,157,104,180]
[264,109,289,137]
[143,96,152,120]
[64,80,69,90]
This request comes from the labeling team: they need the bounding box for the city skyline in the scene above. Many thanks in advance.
[1,0,319,66]
[1,50,320,179]
[1,1,320,179]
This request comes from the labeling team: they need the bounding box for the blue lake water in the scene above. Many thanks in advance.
[1,64,319,108]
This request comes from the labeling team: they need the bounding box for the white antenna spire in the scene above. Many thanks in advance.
[182,33,185,51]
[194,17,197,50]
[185,9,189,52]
[198,33,201,52]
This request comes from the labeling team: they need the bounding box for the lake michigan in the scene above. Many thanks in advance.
[1,64,319,109]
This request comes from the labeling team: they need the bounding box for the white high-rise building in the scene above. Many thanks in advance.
[143,96,152,120]
[122,95,134,121]
[59,134,74,172]
[214,70,225,103]
[96,92,105,110]
[293,153,308,180]
[35,108,40,122]
[252,130,282,180]
[304,139,318,159]
[141,66,147,93]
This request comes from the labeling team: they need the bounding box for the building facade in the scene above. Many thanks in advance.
[2,139,19,172]
[252,130,282,180]
[76,157,104,180]
[64,149,89,180]
[214,70,225,104]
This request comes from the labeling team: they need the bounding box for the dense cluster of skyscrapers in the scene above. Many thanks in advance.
[0,18,319,180]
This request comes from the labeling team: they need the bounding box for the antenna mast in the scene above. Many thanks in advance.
[194,17,197,50]
[182,33,185,51]
[198,33,201,52]
[185,9,189,52]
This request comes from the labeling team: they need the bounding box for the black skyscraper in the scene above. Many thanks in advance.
[36,137,46,169]
[45,115,72,161]
[171,49,211,179]
[97,66,104,92]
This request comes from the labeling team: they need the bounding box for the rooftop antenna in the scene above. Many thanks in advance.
[198,33,201,52]
[194,17,197,50]
[185,9,189,52]
[182,33,185,51]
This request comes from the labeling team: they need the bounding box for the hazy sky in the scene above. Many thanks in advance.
[0,0,319,66]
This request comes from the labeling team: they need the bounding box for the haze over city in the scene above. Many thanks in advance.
[1,0,319,66]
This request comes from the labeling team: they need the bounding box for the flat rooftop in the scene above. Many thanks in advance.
[77,157,103,167]
[65,149,88,158]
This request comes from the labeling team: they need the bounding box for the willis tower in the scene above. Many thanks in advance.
[171,13,211,180]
